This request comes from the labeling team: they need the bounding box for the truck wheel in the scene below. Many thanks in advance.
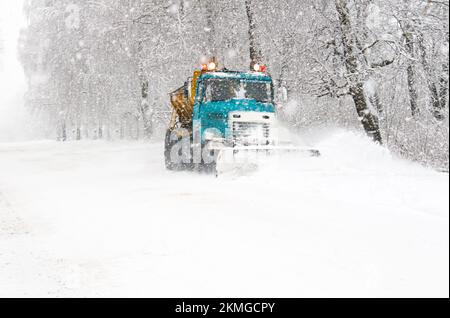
[164,130,181,171]
[164,129,177,171]
[197,143,217,174]
[164,129,192,171]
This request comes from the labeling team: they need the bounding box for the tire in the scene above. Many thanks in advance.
[164,129,193,171]
[196,143,217,174]
[164,129,176,171]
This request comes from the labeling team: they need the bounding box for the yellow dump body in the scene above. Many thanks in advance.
[169,71,202,128]
[170,87,193,127]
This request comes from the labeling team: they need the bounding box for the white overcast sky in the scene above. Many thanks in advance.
[0,0,28,141]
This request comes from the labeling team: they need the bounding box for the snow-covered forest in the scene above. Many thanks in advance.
[18,0,449,170]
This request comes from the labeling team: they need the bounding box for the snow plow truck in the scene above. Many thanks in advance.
[165,59,319,175]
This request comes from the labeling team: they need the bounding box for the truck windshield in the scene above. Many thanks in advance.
[204,79,272,103]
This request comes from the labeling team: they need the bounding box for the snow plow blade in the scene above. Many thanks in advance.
[227,145,320,156]
[212,145,321,177]
[211,144,321,156]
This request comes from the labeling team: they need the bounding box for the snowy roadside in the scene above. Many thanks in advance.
[0,130,448,297]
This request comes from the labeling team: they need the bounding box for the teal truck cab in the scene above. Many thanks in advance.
[165,60,277,171]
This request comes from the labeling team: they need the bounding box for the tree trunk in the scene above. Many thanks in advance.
[335,0,382,144]
[140,79,153,139]
[417,33,444,120]
[439,58,449,111]
[58,120,67,142]
[439,31,449,111]
[369,91,384,117]
[245,0,263,68]
[204,1,217,57]
[403,28,420,117]
[278,36,291,101]
[355,2,383,116]
[137,41,152,139]
[406,64,420,117]
[98,124,103,139]
[76,127,81,140]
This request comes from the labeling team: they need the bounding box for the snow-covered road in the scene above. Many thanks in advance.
[0,130,448,297]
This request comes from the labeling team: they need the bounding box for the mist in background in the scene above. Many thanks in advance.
[0,0,32,142]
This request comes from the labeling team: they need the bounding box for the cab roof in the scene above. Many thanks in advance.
[200,71,272,82]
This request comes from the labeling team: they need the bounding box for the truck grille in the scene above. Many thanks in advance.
[232,122,270,145]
